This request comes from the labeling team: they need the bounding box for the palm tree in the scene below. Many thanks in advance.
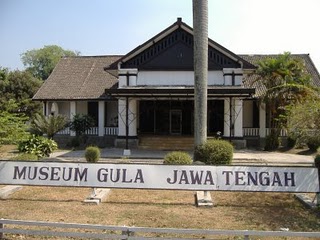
[253,52,316,150]
[193,0,208,160]
[31,113,69,139]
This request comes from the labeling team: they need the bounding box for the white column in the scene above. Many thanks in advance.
[128,99,137,136]
[223,98,231,137]
[118,99,126,136]
[118,98,138,137]
[234,99,243,137]
[259,103,266,138]
[70,101,76,136]
[98,101,105,137]
[118,75,127,88]
[234,69,243,86]
[223,69,233,85]
[128,69,138,86]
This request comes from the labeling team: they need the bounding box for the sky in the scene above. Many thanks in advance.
[1,0,320,71]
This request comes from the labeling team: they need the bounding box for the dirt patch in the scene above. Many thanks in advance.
[0,145,18,160]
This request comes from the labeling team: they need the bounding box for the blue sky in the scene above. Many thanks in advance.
[1,0,320,71]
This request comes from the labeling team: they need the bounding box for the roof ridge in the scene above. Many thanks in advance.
[62,55,124,59]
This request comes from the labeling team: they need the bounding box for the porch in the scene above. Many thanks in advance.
[54,127,287,150]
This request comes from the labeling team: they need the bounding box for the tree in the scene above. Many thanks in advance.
[287,97,320,149]
[0,67,8,81]
[30,113,69,139]
[69,114,95,137]
[193,0,208,160]
[0,70,42,118]
[253,52,317,150]
[21,45,79,80]
[0,100,29,145]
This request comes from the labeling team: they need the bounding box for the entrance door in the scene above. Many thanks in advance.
[170,110,182,134]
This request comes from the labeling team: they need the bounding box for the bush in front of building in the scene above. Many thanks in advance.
[314,148,320,168]
[85,146,100,163]
[163,151,192,165]
[194,139,233,165]
[306,135,320,151]
[264,132,280,151]
[18,134,58,158]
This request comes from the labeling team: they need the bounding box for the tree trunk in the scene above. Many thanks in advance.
[193,0,208,160]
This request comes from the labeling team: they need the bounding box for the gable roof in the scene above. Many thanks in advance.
[33,55,122,101]
[33,54,320,101]
[240,54,320,96]
[107,18,255,71]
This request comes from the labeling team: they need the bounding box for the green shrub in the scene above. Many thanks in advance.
[85,146,100,163]
[264,133,280,151]
[18,135,58,158]
[306,136,320,151]
[10,153,38,161]
[314,154,320,169]
[194,139,233,165]
[286,136,296,149]
[163,151,192,165]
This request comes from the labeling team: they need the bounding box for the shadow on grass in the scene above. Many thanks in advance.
[277,146,316,155]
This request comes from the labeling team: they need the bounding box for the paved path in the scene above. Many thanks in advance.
[50,148,315,166]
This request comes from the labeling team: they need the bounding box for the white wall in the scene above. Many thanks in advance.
[137,71,225,86]
[47,102,70,118]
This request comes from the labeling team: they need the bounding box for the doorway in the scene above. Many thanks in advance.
[170,110,182,135]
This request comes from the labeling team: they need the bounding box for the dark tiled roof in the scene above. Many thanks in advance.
[33,55,122,100]
[33,54,320,100]
[240,54,320,97]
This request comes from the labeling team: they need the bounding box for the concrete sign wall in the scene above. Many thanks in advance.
[0,161,318,192]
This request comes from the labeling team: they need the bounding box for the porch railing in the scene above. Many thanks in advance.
[57,127,70,135]
[85,127,98,135]
[57,127,286,138]
[56,127,118,136]
[105,127,118,136]
[243,128,288,137]
[243,128,260,136]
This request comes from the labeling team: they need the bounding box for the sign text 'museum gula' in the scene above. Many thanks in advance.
[0,161,318,192]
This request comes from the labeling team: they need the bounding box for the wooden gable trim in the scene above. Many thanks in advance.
[108,18,255,71]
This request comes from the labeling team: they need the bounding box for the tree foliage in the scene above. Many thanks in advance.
[253,52,317,150]
[0,69,42,118]
[69,114,95,136]
[0,100,29,145]
[21,45,79,80]
[286,97,320,148]
[30,113,69,139]
[0,67,8,81]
